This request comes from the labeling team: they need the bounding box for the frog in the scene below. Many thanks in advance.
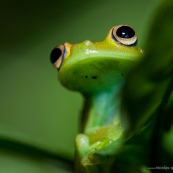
[50,25,143,173]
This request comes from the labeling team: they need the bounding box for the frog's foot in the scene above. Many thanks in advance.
[75,134,112,166]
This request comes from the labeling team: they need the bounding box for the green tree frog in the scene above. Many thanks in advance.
[50,25,143,173]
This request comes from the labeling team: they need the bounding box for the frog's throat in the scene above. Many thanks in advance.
[80,80,123,134]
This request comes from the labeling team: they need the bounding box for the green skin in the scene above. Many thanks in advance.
[54,26,144,173]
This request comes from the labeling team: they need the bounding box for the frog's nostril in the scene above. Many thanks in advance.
[84,40,93,46]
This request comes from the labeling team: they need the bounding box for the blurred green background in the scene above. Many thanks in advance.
[0,0,160,172]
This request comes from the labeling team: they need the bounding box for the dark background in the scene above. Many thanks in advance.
[0,0,160,172]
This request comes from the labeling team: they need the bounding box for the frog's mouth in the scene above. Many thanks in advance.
[58,56,134,93]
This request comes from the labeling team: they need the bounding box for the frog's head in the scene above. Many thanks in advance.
[50,25,142,94]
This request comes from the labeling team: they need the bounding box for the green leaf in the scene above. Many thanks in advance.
[121,0,173,134]
[120,0,173,168]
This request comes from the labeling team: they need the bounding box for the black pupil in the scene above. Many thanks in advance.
[50,47,62,64]
[116,26,135,39]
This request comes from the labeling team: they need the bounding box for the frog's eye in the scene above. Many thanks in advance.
[112,25,137,46]
[50,45,65,70]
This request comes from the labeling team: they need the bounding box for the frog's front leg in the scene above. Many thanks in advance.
[75,131,151,173]
[75,134,109,173]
